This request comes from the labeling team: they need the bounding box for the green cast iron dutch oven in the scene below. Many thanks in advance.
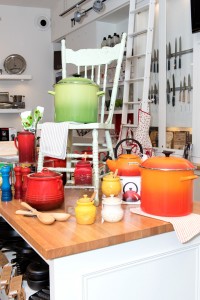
[48,77,104,123]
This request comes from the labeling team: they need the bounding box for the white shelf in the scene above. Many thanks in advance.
[0,109,26,113]
[0,74,32,80]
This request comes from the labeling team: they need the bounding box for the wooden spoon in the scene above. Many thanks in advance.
[20,202,55,225]
[16,209,70,222]
[113,169,118,178]
[90,191,97,202]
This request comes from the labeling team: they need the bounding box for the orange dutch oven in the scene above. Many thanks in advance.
[140,151,198,217]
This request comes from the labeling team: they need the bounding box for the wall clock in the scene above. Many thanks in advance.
[4,54,26,75]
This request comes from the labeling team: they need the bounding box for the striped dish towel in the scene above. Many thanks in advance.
[130,206,200,244]
[40,122,70,159]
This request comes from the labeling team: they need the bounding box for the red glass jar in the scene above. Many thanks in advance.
[74,161,92,185]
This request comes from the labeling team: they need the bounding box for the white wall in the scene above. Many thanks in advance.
[0,5,54,132]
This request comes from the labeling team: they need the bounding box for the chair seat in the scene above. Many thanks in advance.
[68,123,115,130]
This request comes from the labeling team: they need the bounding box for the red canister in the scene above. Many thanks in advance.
[74,161,92,185]
[14,131,36,164]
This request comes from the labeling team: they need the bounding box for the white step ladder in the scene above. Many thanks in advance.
[119,0,156,142]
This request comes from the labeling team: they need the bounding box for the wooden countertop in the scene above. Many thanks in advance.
[1,197,200,261]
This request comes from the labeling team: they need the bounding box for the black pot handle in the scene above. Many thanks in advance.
[114,138,143,159]
[162,150,174,157]
[123,182,138,193]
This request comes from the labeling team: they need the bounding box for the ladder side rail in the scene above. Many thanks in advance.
[142,0,156,112]
[121,0,136,126]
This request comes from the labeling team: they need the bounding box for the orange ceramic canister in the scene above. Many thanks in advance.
[140,151,198,217]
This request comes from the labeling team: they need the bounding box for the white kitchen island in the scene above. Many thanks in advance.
[1,199,200,300]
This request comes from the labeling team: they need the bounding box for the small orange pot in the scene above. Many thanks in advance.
[140,151,198,216]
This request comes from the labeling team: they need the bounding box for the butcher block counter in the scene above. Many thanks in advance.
[0,198,174,260]
[1,198,200,299]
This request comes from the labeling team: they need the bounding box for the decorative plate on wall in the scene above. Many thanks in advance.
[3,54,26,75]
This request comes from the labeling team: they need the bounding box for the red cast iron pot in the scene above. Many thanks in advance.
[25,168,64,211]
[140,151,198,217]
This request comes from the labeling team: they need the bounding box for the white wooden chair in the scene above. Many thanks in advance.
[37,33,126,204]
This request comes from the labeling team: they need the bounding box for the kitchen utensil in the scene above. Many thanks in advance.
[15,209,70,222]
[172,74,175,106]
[140,150,198,216]
[75,195,97,224]
[29,288,50,300]
[157,49,159,72]
[188,74,192,103]
[167,42,171,70]
[4,54,26,75]
[179,80,182,102]
[106,138,143,176]
[27,278,49,291]
[153,49,157,73]
[101,195,124,223]
[10,95,25,103]
[74,160,92,185]
[26,261,49,281]
[14,165,22,200]
[0,102,13,109]
[25,168,64,211]
[20,202,55,225]
[101,172,122,197]
[167,79,171,104]
[183,76,186,102]
[21,166,31,201]
[14,131,36,164]
[48,77,104,123]
[0,92,9,103]
[174,38,177,69]
[154,83,157,104]
[179,36,182,68]
[1,165,12,202]
[122,182,140,202]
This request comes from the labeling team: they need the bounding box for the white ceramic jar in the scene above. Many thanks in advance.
[101,195,124,223]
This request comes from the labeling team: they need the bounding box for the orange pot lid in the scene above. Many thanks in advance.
[140,156,195,171]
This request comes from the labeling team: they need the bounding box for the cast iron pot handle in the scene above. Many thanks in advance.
[114,138,143,159]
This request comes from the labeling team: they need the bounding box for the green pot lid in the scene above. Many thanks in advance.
[58,77,98,87]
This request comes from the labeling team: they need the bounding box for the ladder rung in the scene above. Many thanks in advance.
[122,124,138,128]
[123,101,141,105]
[73,143,92,146]
[125,77,144,83]
[130,4,149,14]
[127,53,146,60]
[129,29,147,38]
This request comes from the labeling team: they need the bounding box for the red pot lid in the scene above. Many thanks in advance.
[140,155,195,171]
[29,168,61,178]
